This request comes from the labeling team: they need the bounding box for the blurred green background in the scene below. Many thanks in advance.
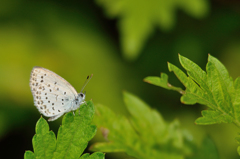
[0,0,240,158]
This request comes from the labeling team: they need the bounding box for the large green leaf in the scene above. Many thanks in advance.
[95,0,209,61]
[24,101,105,159]
[91,91,193,159]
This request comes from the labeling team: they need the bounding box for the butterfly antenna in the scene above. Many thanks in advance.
[80,74,93,93]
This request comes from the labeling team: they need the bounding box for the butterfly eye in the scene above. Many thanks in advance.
[80,93,84,98]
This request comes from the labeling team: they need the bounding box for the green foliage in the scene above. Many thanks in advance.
[144,54,240,155]
[24,101,105,159]
[95,0,209,61]
[91,91,195,159]
[193,136,219,159]
[144,54,240,125]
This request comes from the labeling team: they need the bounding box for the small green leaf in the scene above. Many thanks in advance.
[25,101,105,159]
[32,117,56,159]
[169,62,208,105]
[24,151,36,159]
[144,73,184,93]
[91,91,193,159]
[178,54,208,92]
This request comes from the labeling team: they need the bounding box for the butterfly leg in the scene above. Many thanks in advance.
[48,113,64,121]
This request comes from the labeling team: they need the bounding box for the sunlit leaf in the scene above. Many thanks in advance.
[144,54,240,155]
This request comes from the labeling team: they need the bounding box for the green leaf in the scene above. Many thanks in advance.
[123,91,167,144]
[24,151,36,159]
[91,91,194,159]
[33,117,56,159]
[193,136,220,159]
[24,101,105,159]
[52,102,97,159]
[145,54,239,126]
[95,0,209,61]
[144,73,184,93]
[144,54,240,155]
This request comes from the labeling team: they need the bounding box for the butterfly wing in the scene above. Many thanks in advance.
[30,66,78,117]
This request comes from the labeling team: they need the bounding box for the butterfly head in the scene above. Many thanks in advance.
[78,92,86,101]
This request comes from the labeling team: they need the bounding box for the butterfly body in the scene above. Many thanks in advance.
[30,66,89,121]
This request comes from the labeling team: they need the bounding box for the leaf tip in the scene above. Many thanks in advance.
[208,53,213,60]
[143,79,151,83]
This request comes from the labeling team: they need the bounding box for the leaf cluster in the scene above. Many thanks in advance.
[24,101,105,159]
[91,91,201,159]
[144,54,240,155]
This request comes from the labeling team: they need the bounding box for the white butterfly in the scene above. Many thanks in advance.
[29,66,92,121]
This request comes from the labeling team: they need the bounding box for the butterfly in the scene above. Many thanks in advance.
[29,66,92,121]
